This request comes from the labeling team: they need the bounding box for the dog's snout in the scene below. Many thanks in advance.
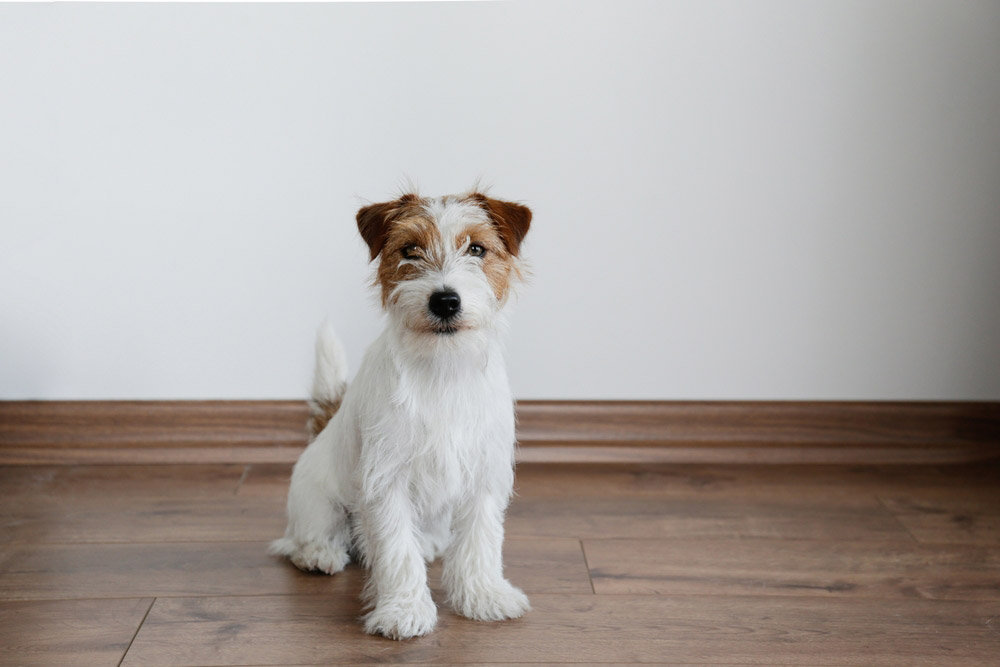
[428,290,461,320]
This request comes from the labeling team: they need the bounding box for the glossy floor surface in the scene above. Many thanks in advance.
[1,462,998,665]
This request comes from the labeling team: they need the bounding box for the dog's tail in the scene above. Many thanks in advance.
[307,321,348,440]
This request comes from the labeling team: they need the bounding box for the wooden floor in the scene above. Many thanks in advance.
[1,461,998,666]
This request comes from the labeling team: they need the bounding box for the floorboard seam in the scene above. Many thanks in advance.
[117,596,155,667]
[577,539,595,595]
[234,464,252,495]
[875,494,923,545]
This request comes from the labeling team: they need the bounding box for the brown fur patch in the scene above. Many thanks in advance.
[307,397,342,440]
[454,222,517,302]
[467,193,532,256]
[356,193,424,261]
[375,215,443,306]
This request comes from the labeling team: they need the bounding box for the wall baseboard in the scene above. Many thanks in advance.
[1,400,998,465]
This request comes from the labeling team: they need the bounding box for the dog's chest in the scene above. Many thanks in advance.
[395,374,510,505]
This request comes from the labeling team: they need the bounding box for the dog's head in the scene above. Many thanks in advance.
[356,190,531,337]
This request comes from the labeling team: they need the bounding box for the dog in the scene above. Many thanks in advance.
[270,189,532,639]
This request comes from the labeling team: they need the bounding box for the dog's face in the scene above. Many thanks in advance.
[356,192,531,337]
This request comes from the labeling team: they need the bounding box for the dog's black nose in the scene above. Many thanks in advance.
[428,290,461,319]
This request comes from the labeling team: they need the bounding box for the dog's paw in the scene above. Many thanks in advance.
[449,579,531,622]
[364,591,438,640]
[269,538,349,575]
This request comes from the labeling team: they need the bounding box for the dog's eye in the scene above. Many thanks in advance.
[467,244,486,258]
[401,244,421,260]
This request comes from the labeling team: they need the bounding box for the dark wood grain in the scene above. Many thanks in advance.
[0,400,309,448]
[121,593,1000,666]
[0,465,285,543]
[0,465,284,543]
[239,463,913,542]
[0,598,153,666]
[0,539,590,601]
[892,513,1000,545]
[1,460,999,664]
[3,400,998,464]
[0,464,246,499]
[506,463,915,541]
[584,538,1000,599]
[877,464,1000,544]
[512,462,959,501]
[507,493,912,541]
[518,400,1000,446]
[0,445,303,464]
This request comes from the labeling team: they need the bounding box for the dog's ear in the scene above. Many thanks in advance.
[356,194,420,261]
[472,194,532,256]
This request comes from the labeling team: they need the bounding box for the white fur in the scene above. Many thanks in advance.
[311,320,348,407]
[270,195,528,640]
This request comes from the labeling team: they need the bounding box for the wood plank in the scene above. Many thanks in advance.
[0,539,590,601]
[10,442,993,465]
[584,538,1000,600]
[0,445,303,465]
[241,463,916,542]
[507,494,910,540]
[235,463,293,497]
[245,462,982,504]
[121,594,1000,666]
[245,462,936,505]
[0,494,286,544]
[506,464,914,541]
[514,443,1000,464]
[511,462,954,501]
[878,464,1000,544]
[3,400,998,465]
[4,463,958,545]
[892,514,1000,545]
[0,464,246,499]
[239,463,914,542]
[0,465,283,544]
[516,401,1000,448]
[0,597,152,667]
[0,400,308,448]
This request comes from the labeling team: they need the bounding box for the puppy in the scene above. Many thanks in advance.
[270,189,532,639]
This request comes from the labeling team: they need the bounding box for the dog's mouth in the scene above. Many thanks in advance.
[419,318,472,336]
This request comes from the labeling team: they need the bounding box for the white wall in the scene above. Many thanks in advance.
[2,0,999,400]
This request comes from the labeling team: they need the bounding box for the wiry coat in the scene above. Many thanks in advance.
[270,191,531,639]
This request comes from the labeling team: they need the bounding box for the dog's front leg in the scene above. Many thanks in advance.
[443,491,530,621]
[359,488,437,639]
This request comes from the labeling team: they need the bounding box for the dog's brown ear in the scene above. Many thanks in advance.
[473,194,532,256]
[356,194,419,261]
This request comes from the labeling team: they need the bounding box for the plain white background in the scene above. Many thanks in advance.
[2,0,999,400]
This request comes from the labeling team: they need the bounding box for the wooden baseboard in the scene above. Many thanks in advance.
[1,400,998,465]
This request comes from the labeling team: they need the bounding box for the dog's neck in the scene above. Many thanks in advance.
[385,315,504,384]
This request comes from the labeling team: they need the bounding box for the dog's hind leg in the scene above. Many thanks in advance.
[269,321,353,574]
[268,442,352,574]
